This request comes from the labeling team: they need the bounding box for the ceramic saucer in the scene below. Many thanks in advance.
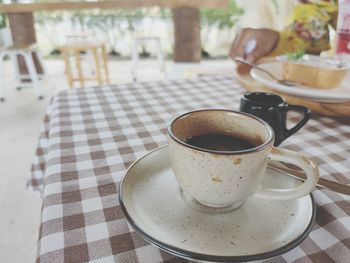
[250,61,350,103]
[119,146,316,262]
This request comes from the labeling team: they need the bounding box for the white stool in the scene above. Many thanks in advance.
[131,37,166,82]
[0,44,45,101]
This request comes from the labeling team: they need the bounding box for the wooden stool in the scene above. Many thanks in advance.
[60,42,109,88]
[65,32,94,44]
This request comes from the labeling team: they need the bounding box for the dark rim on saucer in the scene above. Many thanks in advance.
[118,146,317,263]
[168,109,275,155]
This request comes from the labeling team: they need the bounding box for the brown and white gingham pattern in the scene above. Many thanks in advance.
[30,76,350,263]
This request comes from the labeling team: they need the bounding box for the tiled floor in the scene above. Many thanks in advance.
[0,58,233,262]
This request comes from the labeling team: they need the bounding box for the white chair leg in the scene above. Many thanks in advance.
[34,50,46,77]
[0,52,5,101]
[131,40,139,82]
[155,39,166,76]
[22,51,44,100]
[10,52,21,87]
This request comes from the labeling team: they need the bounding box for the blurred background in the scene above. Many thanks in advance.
[1,0,295,59]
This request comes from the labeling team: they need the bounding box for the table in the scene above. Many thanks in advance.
[29,76,350,263]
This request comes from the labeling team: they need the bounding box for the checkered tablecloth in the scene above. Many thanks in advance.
[30,76,350,263]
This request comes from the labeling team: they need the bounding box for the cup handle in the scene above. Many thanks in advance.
[255,147,319,200]
[284,105,311,140]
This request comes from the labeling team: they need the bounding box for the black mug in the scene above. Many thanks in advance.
[239,92,310,146]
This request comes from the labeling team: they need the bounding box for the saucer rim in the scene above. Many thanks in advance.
[118,145,316,262]
[250,61,350,102]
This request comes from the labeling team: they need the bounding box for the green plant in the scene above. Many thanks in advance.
[272,0,279,14]
[109,48,121,57]
[0,0,6,29]
[200,0,243,57]
[0,15,5,29]
[32,3,245,59]
[49,48,61,56]
[200,0,244,30]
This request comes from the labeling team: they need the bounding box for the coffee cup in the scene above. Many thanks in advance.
[240,92,310,146]
[168,109,318,210]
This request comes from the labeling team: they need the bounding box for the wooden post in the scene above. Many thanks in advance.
[172,7,201,62]
[8,12,43,76]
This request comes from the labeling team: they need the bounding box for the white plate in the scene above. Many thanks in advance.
[119,146,316,262]
[250,62,350,103]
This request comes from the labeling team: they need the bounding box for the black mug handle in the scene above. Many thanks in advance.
[284,104,311,140]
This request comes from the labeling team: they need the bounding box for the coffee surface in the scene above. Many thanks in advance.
[185,134,255,152]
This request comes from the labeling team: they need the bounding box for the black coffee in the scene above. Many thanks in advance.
[185,134,255,152]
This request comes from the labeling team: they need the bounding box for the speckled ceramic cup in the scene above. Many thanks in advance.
[168,109,319,210]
